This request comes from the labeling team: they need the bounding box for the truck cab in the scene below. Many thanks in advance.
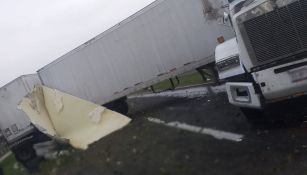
[216,0,307,122]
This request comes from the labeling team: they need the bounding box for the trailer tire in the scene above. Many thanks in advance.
[103,97,129,115]
[13,143,39,172]
[113,99,129,115]
[14,144,35,161]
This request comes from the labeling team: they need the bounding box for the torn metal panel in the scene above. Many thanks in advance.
[19,85,131,150]
[19,86,56,137]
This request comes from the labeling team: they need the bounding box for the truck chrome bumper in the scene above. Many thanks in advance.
[226,82,262,109]
[252,58,307,101]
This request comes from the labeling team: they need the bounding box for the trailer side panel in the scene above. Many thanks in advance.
[0,75,41,143]
[38,0,234,105]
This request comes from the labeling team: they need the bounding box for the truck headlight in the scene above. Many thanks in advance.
[216,55,240,72]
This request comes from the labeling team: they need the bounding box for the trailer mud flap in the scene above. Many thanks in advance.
[18,85,131,150]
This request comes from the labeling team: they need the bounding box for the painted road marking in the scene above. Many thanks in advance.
[148,118,243,142]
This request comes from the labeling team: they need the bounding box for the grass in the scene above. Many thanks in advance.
[0,154,28,175]
[0,152,71,175]
[151,70,215,92]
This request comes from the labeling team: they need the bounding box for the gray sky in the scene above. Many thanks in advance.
[0,0,154,86]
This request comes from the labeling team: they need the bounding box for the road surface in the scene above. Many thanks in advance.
[37,86,307,175]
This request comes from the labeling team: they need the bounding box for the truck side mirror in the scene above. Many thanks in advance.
[223,12,230,24]
[223,12,233,27]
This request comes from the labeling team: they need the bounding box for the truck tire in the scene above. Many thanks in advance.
[11,130,51,172]
[241,95,307,126]
[240,108,266,124]
[103,97,129,115]
[118,100,129,115]
[14,144,35,161]
[241,105,306,125]
[12,143,39,172]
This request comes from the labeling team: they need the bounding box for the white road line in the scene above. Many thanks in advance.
[148,118,244,142]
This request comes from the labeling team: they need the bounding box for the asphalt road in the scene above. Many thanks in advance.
[52,87,307,175]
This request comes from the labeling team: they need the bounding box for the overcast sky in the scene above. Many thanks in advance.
[0,0,154,86]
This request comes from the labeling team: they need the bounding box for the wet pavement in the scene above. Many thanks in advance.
[51,87,307,175]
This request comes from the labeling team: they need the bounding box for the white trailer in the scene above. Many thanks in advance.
[0,75,40,144]
[37,0,234,108]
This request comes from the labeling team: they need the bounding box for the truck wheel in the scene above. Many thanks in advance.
[104,97,129,115]
[240,108,266,124]
[14,144,35,162]
[241,106,305,126]
[117,100,129,115]
[13,143,39,172]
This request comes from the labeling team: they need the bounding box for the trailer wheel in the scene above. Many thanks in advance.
[104,97,129,115]
[114,99,129,115]
[13,143,39,172]
[14,143,35,161]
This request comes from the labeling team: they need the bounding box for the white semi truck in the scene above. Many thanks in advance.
[0,0,234,170]
[216,0,307,123]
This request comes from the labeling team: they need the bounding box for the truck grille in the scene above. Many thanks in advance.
[243,0,307,64]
